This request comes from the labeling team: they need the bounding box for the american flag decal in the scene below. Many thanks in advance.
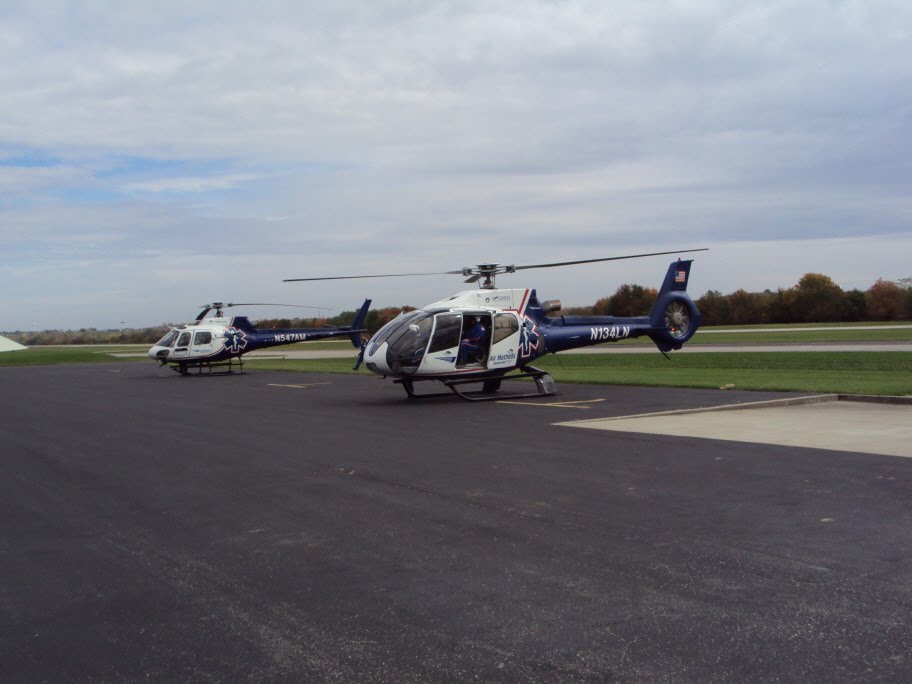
[674,270,687,284]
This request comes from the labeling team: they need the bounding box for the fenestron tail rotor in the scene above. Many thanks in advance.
[284,248,709,290]
[664,300,692,339]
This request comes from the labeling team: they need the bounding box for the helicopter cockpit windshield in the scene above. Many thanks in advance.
[154,329,181,348]
[384,311,435,374]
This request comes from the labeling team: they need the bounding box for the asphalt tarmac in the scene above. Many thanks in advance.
[2,363,911,682]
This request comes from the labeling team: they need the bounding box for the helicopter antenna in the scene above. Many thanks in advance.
[284,248,708,290]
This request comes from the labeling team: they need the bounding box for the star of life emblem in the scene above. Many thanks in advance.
[224,327,249,354]
[519,317,540,359]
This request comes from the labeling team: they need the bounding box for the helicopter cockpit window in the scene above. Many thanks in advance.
[370,310,423,354]
[176,332,192,348]
[385,311,434,374]
[493,314,519,344]
[154,330,180,348]
[428,313,462,353]
[193,331,212,345]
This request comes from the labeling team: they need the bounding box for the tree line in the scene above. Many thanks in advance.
[563,273,912,326]
[5,273,910,346]
[2,310,418,347]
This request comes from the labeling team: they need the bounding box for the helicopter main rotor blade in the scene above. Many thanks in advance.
[511,248,709,272]
[224,302,327,310]
[282,248,709,288]
[195,302,329,321]
[283,271,462,282]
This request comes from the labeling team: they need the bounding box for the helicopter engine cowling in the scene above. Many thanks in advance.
[647,292,701,352]
[540,299,562,314]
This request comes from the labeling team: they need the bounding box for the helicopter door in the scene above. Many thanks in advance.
[190,330,213,358]
[170,331,193,360]
[420,312,462,373]
[487,313,521,369]
[455,313,492,368]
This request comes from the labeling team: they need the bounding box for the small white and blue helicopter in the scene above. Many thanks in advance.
[284,249,706,400]
[148,300,370,375]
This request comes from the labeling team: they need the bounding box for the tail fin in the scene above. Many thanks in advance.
[647,260,701,351]
[347,299,371,349]
[655,259,693,296]
[230,316,257,332]
[522,289,556,324]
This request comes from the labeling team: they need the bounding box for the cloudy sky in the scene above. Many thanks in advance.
[1,1,910,330]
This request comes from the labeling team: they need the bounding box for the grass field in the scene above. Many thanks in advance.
[689,323,912,345]
[0,346,142,366]
[3,326,912,396]
[535,351,912,395]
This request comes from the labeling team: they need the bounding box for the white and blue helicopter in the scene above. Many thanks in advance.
[284,249,706,400]
[148,300,370,375]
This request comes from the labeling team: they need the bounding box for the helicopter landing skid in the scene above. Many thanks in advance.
[397,366,557,402]
[169,358,245,376]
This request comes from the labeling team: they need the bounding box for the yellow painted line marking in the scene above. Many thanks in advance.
[267,382,333,389]
[498,398,606,409]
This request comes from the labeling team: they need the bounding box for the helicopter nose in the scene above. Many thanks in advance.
[148,346,169,360]
[363,343,390,375]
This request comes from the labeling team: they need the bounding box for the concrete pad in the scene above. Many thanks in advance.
[0,334,27,352]
[559,398,912,458]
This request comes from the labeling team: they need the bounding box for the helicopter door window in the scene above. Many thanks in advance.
[428,313,462,353]
[492,314,519,344]
[193,331,212,345]
[175,331,192,349]
[458,314,490,366]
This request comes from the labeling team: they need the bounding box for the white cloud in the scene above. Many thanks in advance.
[0,165,87,196]
[122,174,261,194]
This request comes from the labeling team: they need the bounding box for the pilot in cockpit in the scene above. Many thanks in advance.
[459,316,486,364]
